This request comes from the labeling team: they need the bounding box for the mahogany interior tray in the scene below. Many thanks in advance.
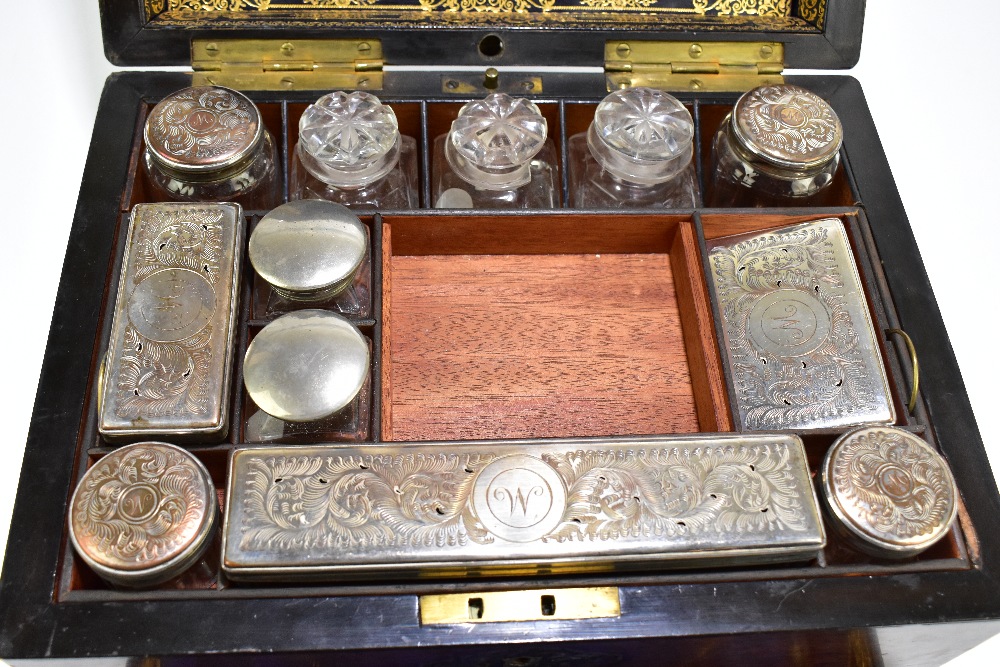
[49,90,979,603]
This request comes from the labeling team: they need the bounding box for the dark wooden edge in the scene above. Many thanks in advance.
[97,0,864,70]
[2,71,1000,662]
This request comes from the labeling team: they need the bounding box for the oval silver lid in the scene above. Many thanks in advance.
[821,426,958,558]
[244,310,370,422]
[249,200,367,302]
[68,442,217,587]
[731,84,843,172]
[144,86,263,174]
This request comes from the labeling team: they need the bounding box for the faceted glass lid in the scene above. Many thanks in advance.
[592,87,693,162]
[299,91,399,166]
[144,86,263,173]
[243,310,370,422]
[449,93,548,170]
[731,84,843,171]
[587,87,694,185]
[68,442,216,581]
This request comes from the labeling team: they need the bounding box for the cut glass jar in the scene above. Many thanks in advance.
[142,86,280,209]
[568,87,697,208]
[290,91,419,210]
[432,93,559,209]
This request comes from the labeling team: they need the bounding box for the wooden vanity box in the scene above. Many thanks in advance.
[2,0,999,664]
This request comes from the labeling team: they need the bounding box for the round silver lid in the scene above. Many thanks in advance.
[68,442,217,587]
[446,93,547,189]
[731,84,843,172]
[587,87,694,185]
[297,91,401,188]
[821,426,958,558]
[243,310,370,422]
[249,200,367,302]
[144,86,263,174]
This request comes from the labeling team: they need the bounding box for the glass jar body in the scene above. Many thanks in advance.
[431,134,560,209]
[142,132,281,209]
[707,122,841,207]
[245,372,371,444]
[567,132,698,209]
[290,135,420,210]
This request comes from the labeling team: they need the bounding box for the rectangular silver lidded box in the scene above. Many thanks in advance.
[98,203,243,442]
[222,435,825,582]
[706,218,895,432]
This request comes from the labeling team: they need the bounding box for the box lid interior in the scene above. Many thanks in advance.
[101,0,864,70]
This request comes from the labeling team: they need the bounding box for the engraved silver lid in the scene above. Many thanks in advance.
[68,442,217,588]
[730,84,843,172]
[587,87,694,186]
[296,91,401,188]
[144,86,263,174]
[821,426,958,559]
[445,93,547,190]
[249,200,367,302]
[243,310,370,422]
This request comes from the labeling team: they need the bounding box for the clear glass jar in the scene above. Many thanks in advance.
[568,87,698,209]
[707,84,843,207]
[432,93,559,209]
[142,86,280,209]
[290,91,418,210]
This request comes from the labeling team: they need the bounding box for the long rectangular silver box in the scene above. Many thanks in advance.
[98,203,243,442]
[223,434,825,581]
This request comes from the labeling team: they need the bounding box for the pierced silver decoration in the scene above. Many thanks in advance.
[707,218,894,431]
[222,434,825,582]
[99,203,243,441]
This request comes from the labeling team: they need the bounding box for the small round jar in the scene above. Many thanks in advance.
[821,426,959,559]
[68,442,218,588]
[243,310,370,423]
[587,87,694,186]
[249,200,368,303]
[143,86,280,208]
[709,84,843,205]
[445,93,549,190]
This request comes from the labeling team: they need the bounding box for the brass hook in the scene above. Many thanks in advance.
[887,329,919,413]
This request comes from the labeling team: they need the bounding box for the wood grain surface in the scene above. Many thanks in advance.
[386,251,700,441]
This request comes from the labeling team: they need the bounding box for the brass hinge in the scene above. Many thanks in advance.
[605,40,784,93]
[192,39,383,91]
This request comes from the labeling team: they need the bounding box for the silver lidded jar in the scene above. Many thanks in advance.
[249,200,370,317]
[143,86,280,209]
[68,442,219,588]
[290,91,419,210]
[708,84,843,207]
[243,310,371,443]
[821,426,959,559]
[432,93,559,209]
[568,87,697,208]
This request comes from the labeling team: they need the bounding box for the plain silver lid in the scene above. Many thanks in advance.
[243,310,370,422]
[249,200,367,300]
